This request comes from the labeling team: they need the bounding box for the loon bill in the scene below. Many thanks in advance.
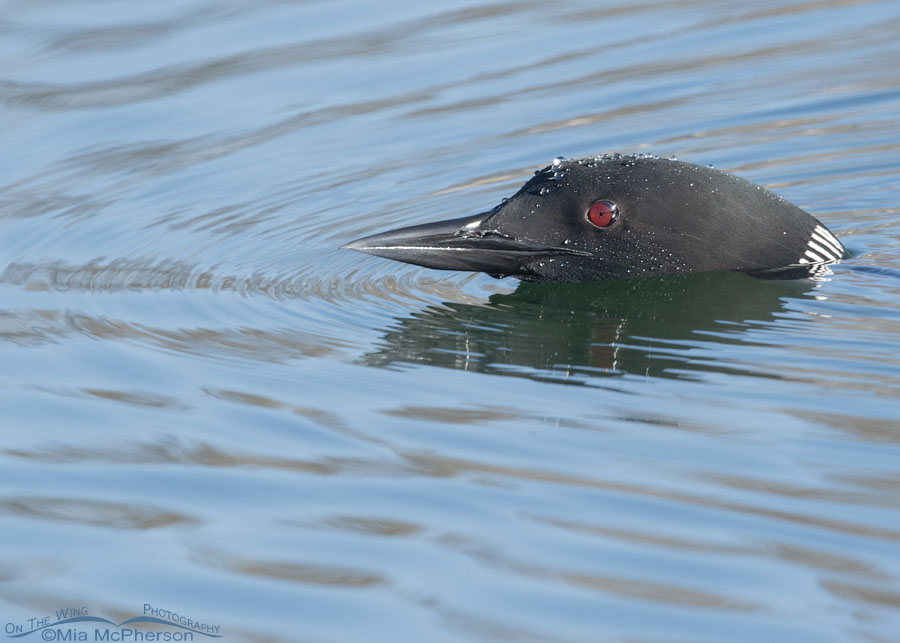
[342,155,845,283]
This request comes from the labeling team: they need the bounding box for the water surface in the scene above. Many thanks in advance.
[2,1,900,641]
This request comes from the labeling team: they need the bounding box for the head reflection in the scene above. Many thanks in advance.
[362,271,820,383]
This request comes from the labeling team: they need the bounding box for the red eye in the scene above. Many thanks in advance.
[587,200,618,228]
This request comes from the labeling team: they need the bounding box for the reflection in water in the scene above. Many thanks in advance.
[364,271,817,382]
[0,497,197,530]
[0,306,343,362]
[3,0,900,639]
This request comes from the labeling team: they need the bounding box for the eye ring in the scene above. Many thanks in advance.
[586,200,619,228]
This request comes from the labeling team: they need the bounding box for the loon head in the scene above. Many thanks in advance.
[343,155,844,282]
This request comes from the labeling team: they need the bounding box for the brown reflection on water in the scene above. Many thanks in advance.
[41,3,240,55]
[2,3,541,111]
[206,389,344,428]
[700,472,900,508]
[7,432,899,546]
[434,529,757,611]
[318,515,423,538]
[534,517,886,580]
[401,452,900,543]
[0,307,342,362]
[0,497,197,530]
[730,142,900,176]
[199,553,385,588]
[381,404,523,425]
[563,573,757,611]
[2,439,385,477]
[81,388,188,410]
[774,544,887,579]
[837,473,900,494]
[79,313,340,363]
[774,363,900,400]
[204,388,392,448]
[791,410,900,444]
[822,579,900,609]
[0,191,110,221]
[654,115,871,151]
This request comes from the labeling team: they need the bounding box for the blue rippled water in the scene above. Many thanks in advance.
[1,1,899,641]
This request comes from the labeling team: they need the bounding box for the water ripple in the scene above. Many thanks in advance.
[0,257,493,309]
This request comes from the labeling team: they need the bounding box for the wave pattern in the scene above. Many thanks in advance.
[1,0,900,641]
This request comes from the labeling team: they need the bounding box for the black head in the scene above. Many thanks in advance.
[343,155,845,282]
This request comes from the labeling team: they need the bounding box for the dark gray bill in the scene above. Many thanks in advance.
[342,212,591,275]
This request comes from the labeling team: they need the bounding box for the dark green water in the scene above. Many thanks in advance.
[1,1,899,641]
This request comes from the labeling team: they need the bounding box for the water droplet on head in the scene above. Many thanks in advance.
[552,156,566,166]
[539,186,550,195]
[668,155,678,161]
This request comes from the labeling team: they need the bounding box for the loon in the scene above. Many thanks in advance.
[342,155,845,282]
